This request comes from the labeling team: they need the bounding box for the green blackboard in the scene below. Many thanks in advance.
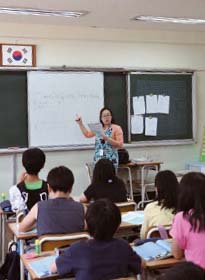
[130,73,193,142]
[104,72,128,142]
[0,71,28,148]
[0,70,194,149]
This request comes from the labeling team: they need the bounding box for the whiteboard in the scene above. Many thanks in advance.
[27,71,104,147]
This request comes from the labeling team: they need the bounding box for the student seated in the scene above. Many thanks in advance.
[80,158,127,203]
[170,172,205,269]
[156,261,204,280]
[9,148,48,213]
[140,170,179,239]
[19,166,85,235]
[51,198,142,280]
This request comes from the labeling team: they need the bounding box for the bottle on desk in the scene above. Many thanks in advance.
[1,192,6,202]
[35,239,41,256]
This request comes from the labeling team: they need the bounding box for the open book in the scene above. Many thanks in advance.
[28,255,57,277]
[133,239,172,261]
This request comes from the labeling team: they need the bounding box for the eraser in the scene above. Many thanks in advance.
[25,252,37,259]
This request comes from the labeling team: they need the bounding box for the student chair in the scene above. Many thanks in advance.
[145,225,171,239]
[85,162,94,184]
[39,232,90,251]
[116,201,137,213]
[137,200,153,210]
[86,162,135,201]
[16,211,24,224]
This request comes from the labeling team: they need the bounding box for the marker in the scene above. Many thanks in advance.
[75,114,81,122]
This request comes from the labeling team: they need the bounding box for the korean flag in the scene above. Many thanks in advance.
[2,45,34,66]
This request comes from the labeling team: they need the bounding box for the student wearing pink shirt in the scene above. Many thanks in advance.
[170,172,205,269]
[76,107,123,169]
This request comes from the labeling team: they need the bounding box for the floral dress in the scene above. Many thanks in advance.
[94,127,119,169]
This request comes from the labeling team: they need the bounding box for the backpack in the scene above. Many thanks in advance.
[0,242,20,280]
[118,149,130,164]
[0,200,12,212]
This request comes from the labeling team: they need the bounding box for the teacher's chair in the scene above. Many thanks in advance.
[118,165,134,201]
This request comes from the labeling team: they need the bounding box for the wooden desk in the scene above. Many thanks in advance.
[8,220,138,244]
[131,238,181,271]
[23,248,179,280]
[145,257,182,270]
[8,222,37,240]
[21,252,60,280]
[141,256,183,280]
[22,251,180,280]
[0,208,15,265]
[8,223,37,280]
[9,219,137,280]
[120,161,162,208]
[21,251,137,280]
[115,221,139,240]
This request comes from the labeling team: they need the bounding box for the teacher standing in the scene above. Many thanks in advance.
[76,107,124,169]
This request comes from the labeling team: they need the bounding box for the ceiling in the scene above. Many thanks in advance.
[1,0,205,32]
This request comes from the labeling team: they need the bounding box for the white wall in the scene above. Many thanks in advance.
[0,23,205,197]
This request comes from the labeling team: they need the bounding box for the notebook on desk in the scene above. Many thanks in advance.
[122,211,144,225]
[133,239,172,261]
[28,255,57,278]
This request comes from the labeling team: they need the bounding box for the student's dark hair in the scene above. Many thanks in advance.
[47,166,74,193]
[22,148,45,175]
[92,158,117,184]
[156,261,204,280]
[177,172,205,232]
[99,107,115,126]
[155,170,179,214]
[86,198,121,241]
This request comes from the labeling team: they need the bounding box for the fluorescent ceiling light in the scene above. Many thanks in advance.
[0,7,89,18]
[133,16,205,24]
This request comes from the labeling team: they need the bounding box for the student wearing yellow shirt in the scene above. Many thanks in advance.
[140,170,179,239]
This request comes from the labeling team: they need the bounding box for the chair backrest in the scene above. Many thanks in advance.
[137,199,153,210]
[145,225,171,239]
[116,201,136,213]
[39,232,90,251]
[85,162,94,184]
[16,211,24,224]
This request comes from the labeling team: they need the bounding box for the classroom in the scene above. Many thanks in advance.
[0,0,205,198]
[2,1,205,280]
